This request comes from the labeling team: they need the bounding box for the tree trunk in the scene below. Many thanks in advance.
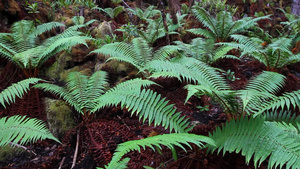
[292,0,300,15]
[167,0,180,25]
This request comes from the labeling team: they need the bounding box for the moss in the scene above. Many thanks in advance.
[92,21,113,39]
[46,52,72,80]
[45,98,75,140]
[0,145,23,162]
[59,66,81,81]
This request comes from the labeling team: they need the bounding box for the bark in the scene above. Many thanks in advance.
[292,0,300,15]
[167,0,179,25]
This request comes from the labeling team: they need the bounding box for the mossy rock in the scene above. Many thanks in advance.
[0,145,23,162]
[46,52,73,80]
[92,21,113,39]
[45,98,75,140]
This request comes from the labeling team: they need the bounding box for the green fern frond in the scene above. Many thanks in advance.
[173,57,230,90]
[10,20,36,49]
[33,83,82,112]
[93,79,189,133]
[86,71,109,111]
[228,35,263,53]
[127,6,161,21]
[146,60,197,83]
[132,38,152,66]
[0,20,91,72]
[106,78,158,93]
[147,57,229,90]
[245,71,285,94]
[95,88,190,133]
[92,42,142,70]
[191,6,217,37]
[185,84,237,113]
[213,45,238,61]
[34,22,65,36]
[190,6,268,41]
[0,78,42,108]
[153,45,179,60]
[104,133,215,169]
[0,41,16,59]
[0,115,60,147]
[208,116,300,169]
[255,89,300,116]
[237,71,285,114]
[98,158,130,169]
[91,37,172,75]
[39,36,91,67]
[264,110,300,126]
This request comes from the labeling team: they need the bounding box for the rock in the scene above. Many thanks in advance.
[64,17,73,27]
[92,21,113,39]
[0,145,23,162]
[46,52,73,80]
[45,98,76,140]
[7,0,20,15]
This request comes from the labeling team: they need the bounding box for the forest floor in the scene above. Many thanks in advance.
[0,0,299,168]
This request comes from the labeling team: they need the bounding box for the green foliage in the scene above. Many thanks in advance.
[136,18,177,45]
[100,133,215,169]
[0,20,92,77]
[174,38,238,64]
[25,2,39,14]
[54,0,96,8]
[34,71,109,115]
[255,89,300,116]
[35,71,189,133]
[127,6,161,21]
[91,37,178,76]
[0,115,60,147]
[71,16,98,28]
[221,69,240,81]
[238,71,286,114]
[208,113,300,169]
[194,0,238,14]
[93,6,125,19]
[146,56,238,114]
[148,59,292,117]
[224,34,300,69]
[93,78,191,133]
[147,56,229,89]
[188,6,269,41]
[0,78,42,108]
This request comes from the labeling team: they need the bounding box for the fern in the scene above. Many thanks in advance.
[35,71,190,133]
[127,6,161,21]
[93,6,124,19]
[34,21,65,36]
[101,133,215,169]
[34,71,109,115]
[0,78,42,108]
[0,20,91,77]
[188,6,269,41]
[238,71,286,114]
[174,38,238,64]
[0,115,60,147]
[94,87,191,133]
[208,115,300,169]
[255,89,300,116]
[91,37,177,76]
[225,34,300,70]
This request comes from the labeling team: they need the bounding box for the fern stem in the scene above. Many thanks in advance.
[274,50,280,70]
[263,53,271,71]
[22,69,30,78]
[212,91,233,117]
